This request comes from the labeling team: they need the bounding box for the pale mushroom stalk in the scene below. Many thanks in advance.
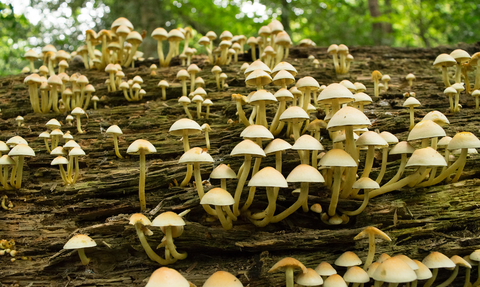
[51,85,60,113]
[223,205,237,221]
[240,157,262,213]
[77,248,91,265]
[138,150,147,211]
[436,265,459,287]
[285,266,296,287]
[43,138,51,153]
[204,129,210,150]
[72,155,81,183]
[134,222,173,265]
[193,162,217,216]
[124,42,139,67]
[179,131,193,187]
[373,78,380,99]
[341,189,370,216]
[233,155,252,216]
[14,156,25,189]
[454,90,461,112]
[368,167,425,199]
[383,154,408,186]
[340,126,358,198]
[271,182,309,223]
[75,114,84,133]
[249,106,257,125]
[182,103,193,120]
[361,146,375,178]
[454,63,463,84]
[59,164,69,184]
[417,148,467,187]
[328,166,342,216]
[112,134,123,159]
[164,227,187,260]
[215,73,221,90]
[424,269,438,287]
[441,66,451,87]
[195,101,202,119]
[375,147,389,183]
[249,187,278,227]
[214,205,232,230]
[408,106,416,130]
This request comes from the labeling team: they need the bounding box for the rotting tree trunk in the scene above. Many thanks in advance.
[1,43,480,286]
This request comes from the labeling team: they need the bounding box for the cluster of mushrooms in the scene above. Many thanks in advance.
[14,15,480,286]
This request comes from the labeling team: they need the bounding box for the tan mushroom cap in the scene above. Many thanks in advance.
[343,266,370,284]
[393,255,419,270]
[126,139,157,155]
[169,118,202,136]
[286,164,325,183]
[389,141,415,155]
[340,80,356,92]
[280,106,309,123]
[421,111,449,126]
[296,268,324,286]
[210,164,236,179]
[6,136,28,147]
[264,138,292,155]
[412,259,432,280]
[356,131,389,148]
[405,147,446,168]
[145,267,190,287]
[317,83,355,104]
[179,96,191,105]
[203,271,243,287]
[315,261,337,277]
[406,73,416,80]
[63,234,97,250]
[64,140,80,149]
[272,70,295,86]
[447,132,480,150]
[272,61,297,77]
[403,97,421,108]
[437,136,452,148]
[450,49,471,63]
[292,135,325,151]
[408,120,445,141]
[151,211,185,227]
[353,92,372,105]
[352,177,380,190]
[158,80,169,88]
[319,149,357,167]
[151,27,168,41]
[269,257,308,274]
[8,143,35,157]
[68,147,85,157]
[248,166,288,187]
[51,146,66,156]
[176,69,190,80]
[71,107,86,116]
[179,147,213,165]
[433,53,457,67]
[422,251,456,269]
[245,60,271,75]
[297,76,320,90]
[240,124,274,140]
[0,155,15,165]
[324,274,348,287]
[106,125,123,135]
[249,89,277,105]
[372,257,417,283]
[191,95,203,104]
[230,139,266,157]
[200,187,235,206]
[327,106,371,131]
[129,213,152,226]
[245,69,272,87]
[335,251,362,267]
[51,156,69,166]
[378,131,398,145]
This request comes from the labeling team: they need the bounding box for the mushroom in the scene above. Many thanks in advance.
[164,29,184,67]
[201,123,212,150]
[51,156,70,185]
[211,66,222,90]
[106,125,124,159]
[376,131,399,183]
[406,73,416,87]
[8,144,35,189]
[269,257,308,287]
[450,49,471,84]
[63,234,96,265]
[200,188,236,230]
[296,268,324,287]
[105,64,117,92]
[433,53,456,87]
[343,266,369,287]
[145,267,190,287]
[129,213,173,265]
[422,251,456,287]
[158,80,169,101]
[127,140,157,211]
[123,31,143,67]
[187,64,200,94]
[327,44,340,73]
[403,97,421,130]
[354,226,391,270]
[371,70,382,99]
[178,96,193,119]
[151,211,187,261]
[176,69,190,97]
[191,95,203,119]
[151,27,168,67]
[451,82,465,113]
[372,257,417,287]
[382,74,391,90]
[71,107,86,134]
[204,271,244,287]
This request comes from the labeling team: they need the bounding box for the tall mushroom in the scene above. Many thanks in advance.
[8,144,35,189]
[106,125,124,159]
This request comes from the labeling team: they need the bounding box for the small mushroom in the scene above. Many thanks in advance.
[106,125,124,159]
[63,234,96,265]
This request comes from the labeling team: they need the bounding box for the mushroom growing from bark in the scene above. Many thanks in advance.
[151,211,187,261]
[8,144,35,189]
[106,125,124,159]
[269,257,308,287]
[127,140,157,211]
[354,226,391,270]
[63,234,96,265]
[158,80,169,101]
[201,188,236,230]
[403,97,421,130]
[71,107,86,134]
[406,73,416,87]
[371,70,382,99]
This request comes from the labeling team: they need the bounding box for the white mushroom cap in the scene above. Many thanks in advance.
[63,234,97,250]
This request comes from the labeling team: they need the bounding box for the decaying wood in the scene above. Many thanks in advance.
[1,42,480,286]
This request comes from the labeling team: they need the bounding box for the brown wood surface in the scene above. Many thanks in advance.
[1,42,480,286]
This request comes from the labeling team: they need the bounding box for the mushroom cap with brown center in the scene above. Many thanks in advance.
[63,234,97,250]
[179,147,213,164]
[203,270,243,287]
[210,164,236,179]
[145,267,190,287]
[447,132,480,150]
[372,257,417,283]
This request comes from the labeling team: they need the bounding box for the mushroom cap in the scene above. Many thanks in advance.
[451,82,465,92]
[372,257,417,283]
[129,213,152,226]
[327,106,371,131]
[433,53,457,67]
[405,147,447,168]
[245,69,272,87]
[203,270,243,287]
[240,124,274,140]
[317,83,355,104]
[292,134,325,151]
[355,131,389,148]
[413,259,433,280]
[111,17,133,32]
[50,146,66,156]
[393,255,419,271]
[210,164,236,179]
[296,76,320,91]
[50,129,64,137]
[68,147,85,157]
[408,120,445,141]
[63,234,97,250]
[203,99,213,106]
[437,136,452,148]
[296,268,324,286]
[335,251,362,267]
[406,73,416,80]
[249,89,277,104]
[264,138,292,154]
[39,131,50,139]
[64,140,80,149]
[447,132,480,150]
[169,118,202,136]
[343,266,370,284]
[126,31,143,45]
[0,155,15,165]
[470,250,480,262]
[245,60,271,75]
[280,106,309,123]
[389,141,415,155]
[450,49,471,63]
[200,187,235,206]
[319,149,357,167]
[274,88,294,100]
[192,95,204,103]
[422,251,456,269]
[248,166,288,187]
[403,97,421,108]
[71,107,85,116]
[352,177,380,190]
[6,136,28,147]
[379,131,399,145]
[152,211,185,227]
[179,96,191,105]
[211,65,222,74]
[421,111,449,126]
[230,139,265,157]
[272,61,297,77]
[176,69,190,80]
[269,257,308,274]
[127,139,157,155]
[145,267,190,287]
[315,261,337,277]
[51,156,69,166]
[151,27,168,41]
[286,164,325,183]
[272,70,295,86]
[8,143,35,157]
[324,274,347,287]
[179,147,213,164]
[158,80,169,88]
[106,125,123,135]
[46,119,62,129]
[187,64,200,74]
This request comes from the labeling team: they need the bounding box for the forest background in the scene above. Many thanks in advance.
[0,0,478,75]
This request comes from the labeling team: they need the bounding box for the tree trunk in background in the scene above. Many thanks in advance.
[416,0,431,47]
[368,0,383,46]
[280,0,291,35]
[383,0,394,45]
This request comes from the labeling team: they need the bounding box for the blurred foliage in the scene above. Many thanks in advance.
[1,0,479,75]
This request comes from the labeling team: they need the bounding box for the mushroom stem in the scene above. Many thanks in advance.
[424,268,438,287]
[364,225,376,270]
[369,167,425,199]
[409,106,415,130]
[455,63,462,84]
[196,101,202,119]
[165,226,187,259]
[113,135,123,159]
[73,155,80,183]
[376,147,389,183]
[77,248,90,265]
[271,182,309,223]
[361,146,375,178]
[124,43,138,67]
[214,205,232,230]
[240,157,262,213]
[417,148,466,187]
[161,88,167,101]
[134,222,173,265]
[441,66,451,87]
[139,151,147,211]
[233,155,252,216]
[374,79,380,98]
[249,186,278,227]
[342,189,370,217]
[193,162,216,216]
[285,267,295,287]
[14,156,24,189]
[383,154,408,186]
[328,166,342,216]
[182,104,193,120]
[156,40,165,67]
[235,98,250,126]
[59,165,69,184]
[76,115,84,134]
[449,95,454,113]
[454,90,461,112]
[44,138,51,153]
[436,266,459,287]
